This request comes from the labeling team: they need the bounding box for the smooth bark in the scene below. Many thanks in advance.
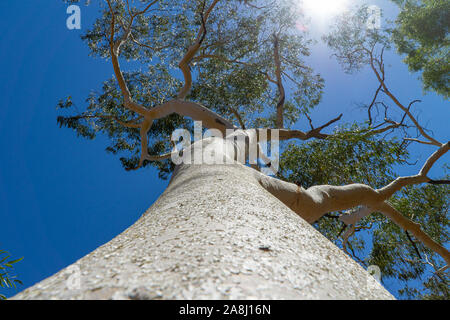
[12,159,393,299]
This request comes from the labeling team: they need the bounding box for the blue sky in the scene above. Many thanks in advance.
[0,1,447,298]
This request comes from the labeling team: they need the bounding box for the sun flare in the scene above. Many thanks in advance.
[301,0,350,19]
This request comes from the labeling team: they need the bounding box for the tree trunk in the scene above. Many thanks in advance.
[12,162,394,299]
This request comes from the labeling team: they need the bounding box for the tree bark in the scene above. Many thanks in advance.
[12,162,393,299]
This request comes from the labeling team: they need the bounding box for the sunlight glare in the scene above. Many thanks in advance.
[301,0,350,19]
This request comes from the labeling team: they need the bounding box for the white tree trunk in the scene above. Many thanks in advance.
[12,162,394,299]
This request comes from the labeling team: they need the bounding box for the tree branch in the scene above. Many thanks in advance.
[230,107,246,129]
[376,142,449,199]
[405,230,422,259]
[148,99,235,135]
[404,138,436,145]
[366,47,441,146]
[272,34,285,128]
[177,0,220,99]
[106,0,156,116]
[253,141,450,265]
[374,202,450,265]
[124,98,236,170]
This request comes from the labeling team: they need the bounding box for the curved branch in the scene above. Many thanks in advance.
[404,138,436,145]
[366,48,441,146]
[374,202,450,265]
[342,224,356,255]
[419,142,449,176]
[255,170,450,265]
[148,99,236,135]
[377,142,449,199]
[256,143,449,224]
[273,34,285,128]
[230,107,246,129]
[262,113,342,141]
[177,0,220,99]
[106,0,155,116]
[367,84,382,125]
[405,230,423,259]
[125,98,235,170]
[134,118,153,170]
[428,179,450,185]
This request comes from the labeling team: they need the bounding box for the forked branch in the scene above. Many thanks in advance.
[177,0,220,99]
[254,141,450,265]
[366,46,441,147]
[106,0,156,116]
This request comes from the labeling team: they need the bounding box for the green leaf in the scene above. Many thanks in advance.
[8,257,23,265]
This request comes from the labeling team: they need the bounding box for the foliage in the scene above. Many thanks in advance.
[278,123,408,189]
[319,4,449,298]
[57,0,449,299]
[0,250,23,300]
[378,183,449,299]
[58,0,323,171]
[279,125,449,299]
[390,0,450,98]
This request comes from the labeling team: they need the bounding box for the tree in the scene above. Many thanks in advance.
[323,5,449,298]
[13,0,448,299]
[390,0,450,98]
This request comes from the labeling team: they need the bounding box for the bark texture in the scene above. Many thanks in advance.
[12,163,393,300]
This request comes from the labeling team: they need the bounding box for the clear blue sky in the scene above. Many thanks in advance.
[0,0,447,299]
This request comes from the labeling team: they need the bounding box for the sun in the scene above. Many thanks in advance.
[301,0,350,19]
